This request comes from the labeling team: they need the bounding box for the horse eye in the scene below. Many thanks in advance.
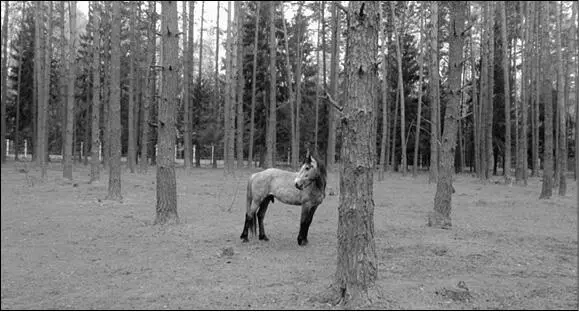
[305,167,310,171]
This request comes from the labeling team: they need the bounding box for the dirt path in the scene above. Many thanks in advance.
[1,162,577,309]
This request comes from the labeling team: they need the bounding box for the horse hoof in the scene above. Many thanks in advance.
[297,238,308,246]
[259,235,269,241]
[240,236,249,243]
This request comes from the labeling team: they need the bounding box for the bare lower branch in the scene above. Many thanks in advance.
[322,90,344,112]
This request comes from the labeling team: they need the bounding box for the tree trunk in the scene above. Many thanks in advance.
[539,1,553,199]
[140,1,156,174]
[155,1,179,225]
[572,1,578,182]
[471,16,480,177]
[182,1,190,169]
[90,1,101,183]
[390,80,399,172]
[486,1,495,181]
[60,0,67,164]
[428,1,439,183]
[330,2,379,307]
[0,1,8,164]
[248,2,259,169]
[556,1,566,196]
[224,0,232,174]
[213,1,219,169]
[378,1,388,181]
[107,1,122,200]
[236,1,244,169]
[14,1,25,161]
[127,1,136,173]
[391,1,406,176]
[294,2,304,170]
[428,1,466,229]
[314,1,321,155]
[197,1,204,168]
[36,1,48,178]
[265,1,277,169]
[281,3,296,169]
[531,5,539,177]
[63,1,76,179]
[326,1,339,172]
[412,3,425,178]
[500,1,511,183]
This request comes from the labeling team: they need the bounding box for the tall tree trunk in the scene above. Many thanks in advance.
[429,1,440,183]
[391,1,407,176]
[281,3,296,169]
[390,81,399,171]
[15,1,25,161]
[140,1,156,174]
[155,1,179,225]
[42,1,52,177]
[186,0,194,169]
[213,1,219,169]
[236,1,244,169]
[378,1,388,181]
[197,1,204,168]
[500,1,511,183]
[412,3,425,178]
[326,1,339,172]
[572,1,578,182]
[265,0,277,169]
[102,3,111,170]
[63,1,76,179]
[60,0,67,163]
[330,2,379,306]
[486,1,495,180]
[248,2,259,169]
[539,1,553,199]
[107,1,122,200]
[182,1,190,169]
[294,2,304,170]
[532,6,540,177]
[0,1,8,163]
[90,1,101,183]
[428,1,466,229]
[471,10,481,177]
[224,0,232,174]
[556,0,566,196]
[314,1,321,155]
[127,1,136,173]
[34,1,45,174]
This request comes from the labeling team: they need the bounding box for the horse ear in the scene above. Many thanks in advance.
[310,155,317,168]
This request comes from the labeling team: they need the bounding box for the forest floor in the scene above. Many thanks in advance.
[1,160,577,310]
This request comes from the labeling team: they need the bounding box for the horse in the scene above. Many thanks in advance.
[240,152,327,246]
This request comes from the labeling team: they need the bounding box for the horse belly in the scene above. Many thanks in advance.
[271,188,303,206]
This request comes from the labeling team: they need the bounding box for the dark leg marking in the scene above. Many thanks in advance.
[297,205,318,246]
[240,213,254,242]
[258,196,273,241]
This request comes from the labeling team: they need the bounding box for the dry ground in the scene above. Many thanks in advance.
[1,161,577,310]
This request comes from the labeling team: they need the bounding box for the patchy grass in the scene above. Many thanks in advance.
[1,161,577,310]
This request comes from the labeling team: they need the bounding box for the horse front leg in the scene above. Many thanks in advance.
[297,205,318,246]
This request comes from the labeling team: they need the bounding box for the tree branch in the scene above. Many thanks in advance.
[322,90,344,112]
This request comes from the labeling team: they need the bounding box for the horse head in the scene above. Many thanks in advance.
[294,151,326,191]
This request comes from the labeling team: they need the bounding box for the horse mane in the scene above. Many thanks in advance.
[310,154,327,192]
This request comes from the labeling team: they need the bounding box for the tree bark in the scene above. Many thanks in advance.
[155,1,179,225]
[314,1,321,155]
[378,1,388,181]
[213,1,219,169]
[0,1,8,163]
[486,1,495,180]
[248,2,259,169]
[63,1,76,179]
[90,1,101,183]
[236,1,244,169]
[281,3,296,169]
[500,1,511,183]
[224,0,233,174]
[556,0,566,196]
[127,1,136,173]
[329,2,379,307]
[539,1,553,199]
[14,1,25,161]
[140,1,156,174]
[182,1,190,169]
[197,1,205,168]
[265,1,277,168]
[428,1,466,229]
[107,1,122,200]
[412,3,425,178]
[429,1,440,183]
[391,1,406,176]
[326,1,339,172]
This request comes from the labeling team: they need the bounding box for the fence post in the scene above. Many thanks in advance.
[24,140,27,158]
[193,145,196,163]
[211,145,215,166]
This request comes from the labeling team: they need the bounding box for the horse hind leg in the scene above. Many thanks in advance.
[240,200,259,243]
[257,196,273,241]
